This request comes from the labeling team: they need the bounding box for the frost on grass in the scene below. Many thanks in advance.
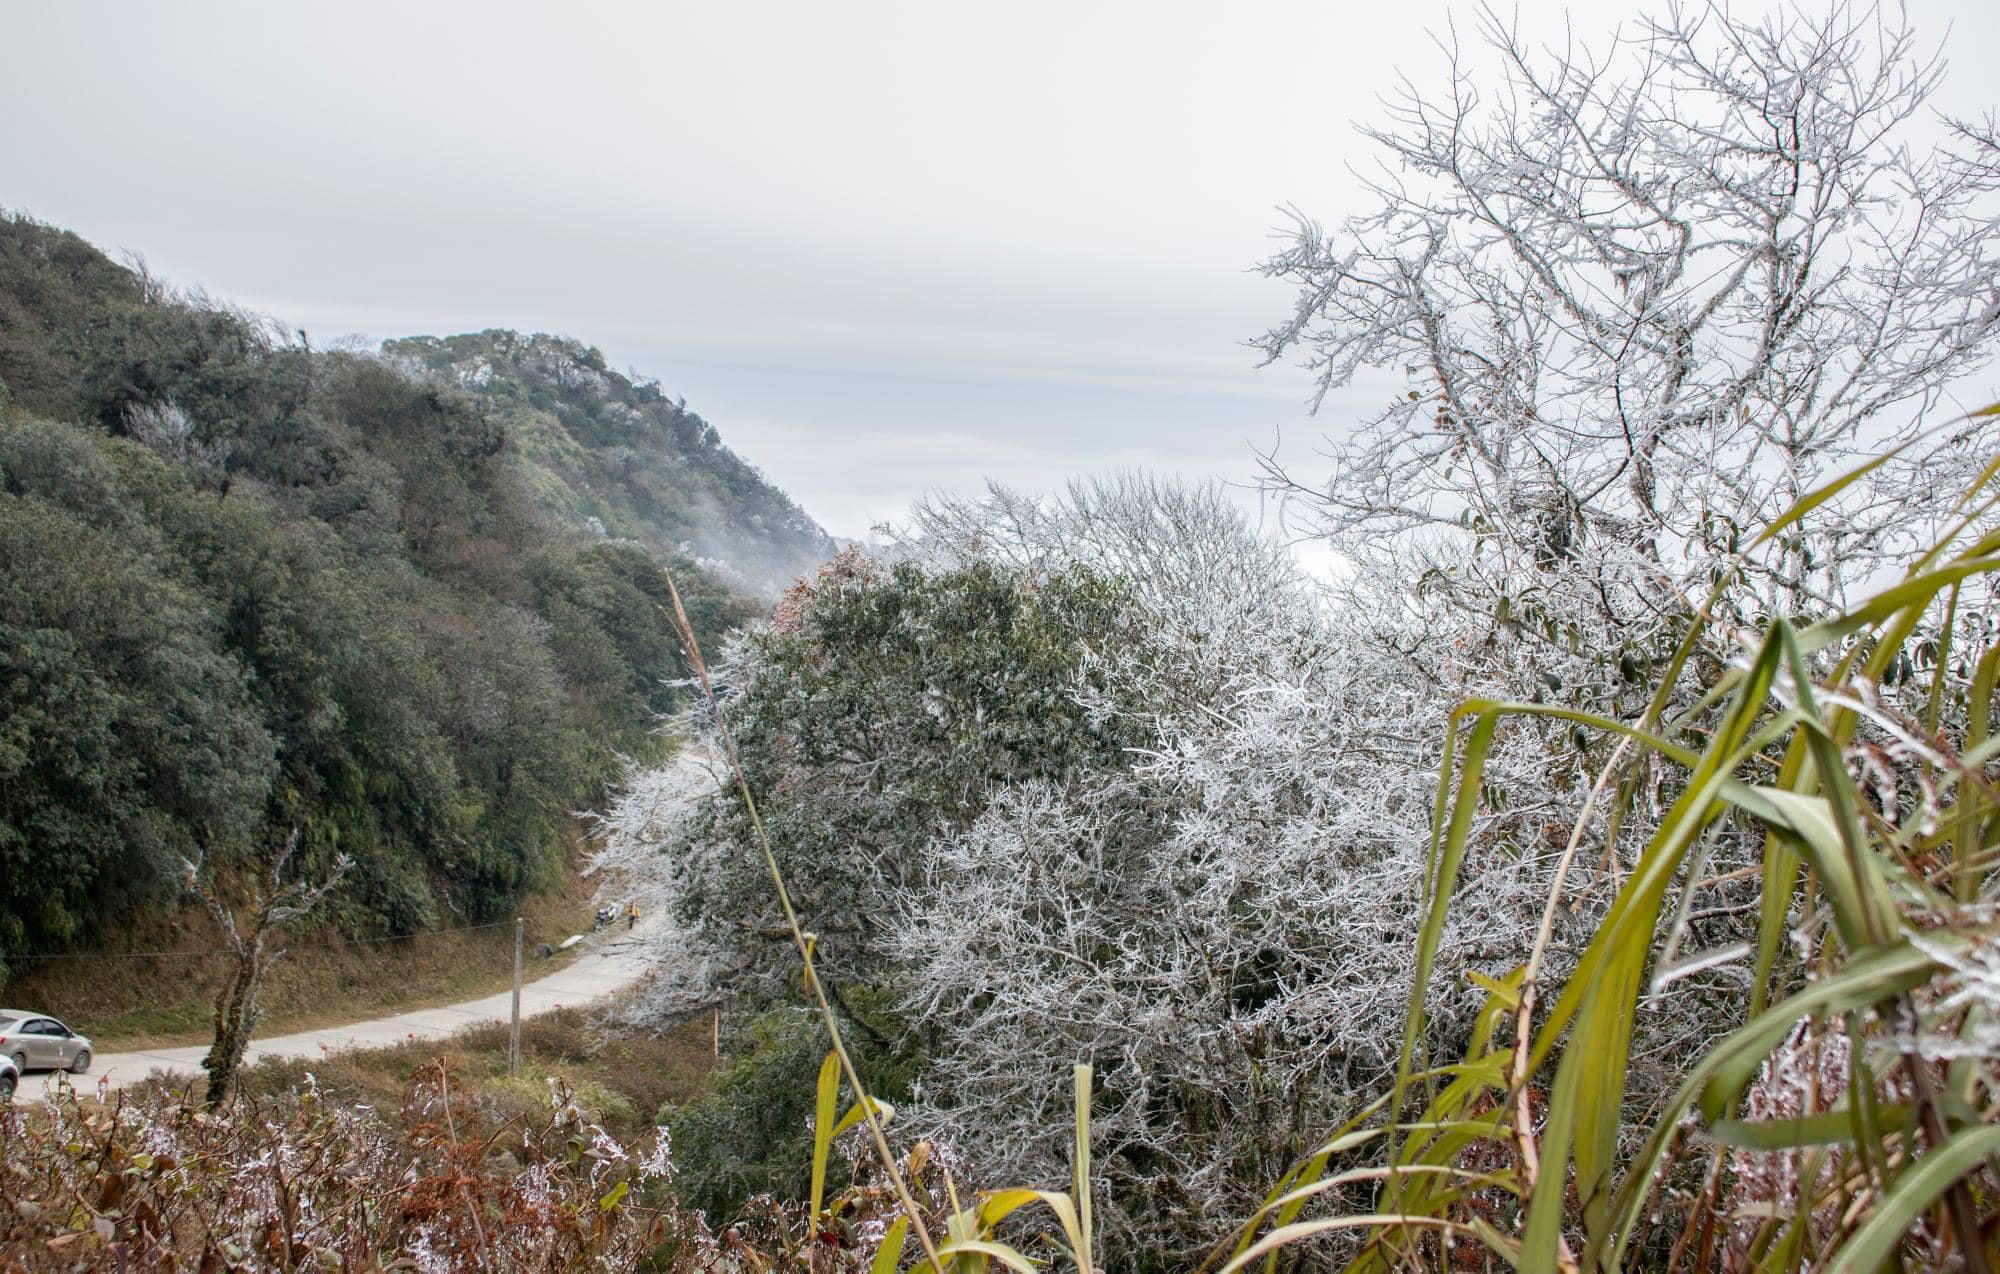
[0,1062,725,1271]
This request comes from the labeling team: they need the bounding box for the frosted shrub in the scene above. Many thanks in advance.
[889,483,1609,1259]
[604,475,1627,1262]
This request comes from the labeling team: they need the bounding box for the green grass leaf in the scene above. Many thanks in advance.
[1823,1125,2000,1274]
[810,1050,839,1219]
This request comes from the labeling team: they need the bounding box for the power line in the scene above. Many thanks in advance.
[15,918,517,963]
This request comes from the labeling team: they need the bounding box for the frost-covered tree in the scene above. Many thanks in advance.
[184,829,351,1105]
[1223,7,2000,1259]
[881,477,1600,1262]
[588,7,2000,1261]
[1257,0,2000,653]
[123,399,232,492]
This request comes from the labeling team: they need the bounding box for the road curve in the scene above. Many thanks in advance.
[9,924,654,1106]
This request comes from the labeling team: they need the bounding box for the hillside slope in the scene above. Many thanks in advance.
[387,332,833,597]
[0,211,815,972]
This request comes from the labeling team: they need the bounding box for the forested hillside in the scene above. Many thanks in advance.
[0,212,806,975]
[386,331,834,597]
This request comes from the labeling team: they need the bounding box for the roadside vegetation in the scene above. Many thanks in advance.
[1,1056,697,1269]
[228,1005,719,1142]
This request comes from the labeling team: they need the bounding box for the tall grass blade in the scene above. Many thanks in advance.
[1749,445,1909,549]
[1074,1062,1093,1271]
[811,1050,839,1220]
[872,1217,912,1274]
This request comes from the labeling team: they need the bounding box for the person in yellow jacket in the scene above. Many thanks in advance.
[626,900,639,930]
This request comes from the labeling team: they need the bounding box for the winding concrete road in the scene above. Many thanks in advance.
[9,924,654,1106]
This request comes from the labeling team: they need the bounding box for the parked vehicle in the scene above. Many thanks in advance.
[0,1052,16,1102]
[0,1011,92,1076]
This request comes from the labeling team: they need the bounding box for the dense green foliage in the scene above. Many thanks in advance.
[664,551,1147,1001]
[664,1002,923,1223]
[0,212,776,970]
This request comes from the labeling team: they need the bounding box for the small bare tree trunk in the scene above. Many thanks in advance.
[184,829,350,1106]
[204,936,265,1104]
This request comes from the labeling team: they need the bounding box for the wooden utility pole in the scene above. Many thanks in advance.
[509,916,524,1077]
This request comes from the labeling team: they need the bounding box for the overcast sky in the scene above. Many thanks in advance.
[5,0,1996,539]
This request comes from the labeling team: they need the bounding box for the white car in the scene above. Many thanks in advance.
[0,1010,92,1078]
[0,1052,16,1102]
